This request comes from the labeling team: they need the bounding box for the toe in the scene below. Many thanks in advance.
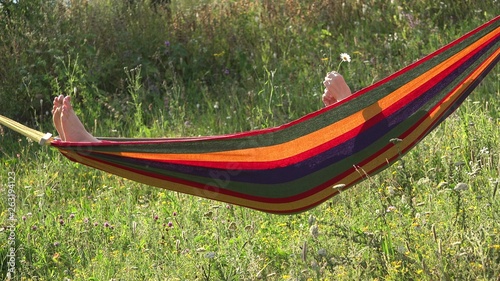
[63,96,72,108]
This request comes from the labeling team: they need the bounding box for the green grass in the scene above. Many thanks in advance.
[1,0,499,280]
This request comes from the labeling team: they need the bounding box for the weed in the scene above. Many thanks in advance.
[0,0,499,280]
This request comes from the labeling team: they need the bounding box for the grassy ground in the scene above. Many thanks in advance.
[1,0,499,280]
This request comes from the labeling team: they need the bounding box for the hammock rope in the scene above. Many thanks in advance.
[0,115,53,145]
[1,16,499,214]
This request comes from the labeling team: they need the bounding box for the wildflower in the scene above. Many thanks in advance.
[387,186,395,196]
[93,222,99,227]
[417,177,431,185]
[53,242,60,247]
[59,219,64,226]
[386,206,397,213]
[31,225,37,231]
[173,211,177,217]
[83,217,89,224]
[104,222,110,228]
[213,102,219,110]
[69,213,75,219]
[22,215,27,221]
[153,214,159,221]
[223,68,230,75]
[479,147,489,154]
[403,12,420,29]
[168,221,173,228]
[164,41,170,47]
[340,53,351,62]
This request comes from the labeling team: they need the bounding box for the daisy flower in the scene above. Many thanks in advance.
[340,53,351,62]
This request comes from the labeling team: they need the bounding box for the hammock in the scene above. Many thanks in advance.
[1,16,499,214]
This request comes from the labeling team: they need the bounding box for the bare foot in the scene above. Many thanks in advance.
[322,71,352,106]
[52,95,65,141]
[59,96,99,142]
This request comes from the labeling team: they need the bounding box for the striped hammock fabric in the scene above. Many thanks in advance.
[2,16,499,214]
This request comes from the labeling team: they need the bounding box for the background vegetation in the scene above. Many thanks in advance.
[0,0,499,280]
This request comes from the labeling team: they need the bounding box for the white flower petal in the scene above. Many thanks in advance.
[340,53,351,62]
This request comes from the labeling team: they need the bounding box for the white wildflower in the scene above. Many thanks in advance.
[479,147,489,155]
[387,186,395,196]
[386,206,397,213]
[340,53,351,62]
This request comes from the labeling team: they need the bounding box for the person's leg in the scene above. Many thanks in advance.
[322,71,352,106]
[50,71,349,143]
[56,96,99,142]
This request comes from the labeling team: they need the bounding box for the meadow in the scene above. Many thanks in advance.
[0,0,499,280]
